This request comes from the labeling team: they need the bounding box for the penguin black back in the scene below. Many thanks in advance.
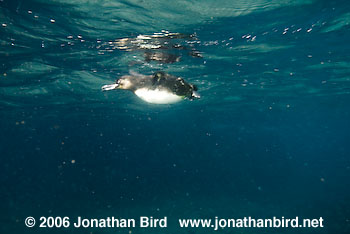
[152,72,195,97]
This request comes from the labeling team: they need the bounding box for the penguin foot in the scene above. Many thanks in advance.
[191,91,201,99]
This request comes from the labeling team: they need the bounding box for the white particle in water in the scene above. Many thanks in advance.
[2,23,7,27]
[50,19,55,23]
[307,28,312,33]
[28,10,32,14]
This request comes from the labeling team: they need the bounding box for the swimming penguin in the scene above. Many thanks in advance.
[102,71,200,104]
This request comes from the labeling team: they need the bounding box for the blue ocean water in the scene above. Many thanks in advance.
[1,0,350,233]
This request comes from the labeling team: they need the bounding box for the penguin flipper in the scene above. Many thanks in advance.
[152,72,166,85]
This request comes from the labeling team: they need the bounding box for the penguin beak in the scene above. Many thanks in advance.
[101,83,119,91]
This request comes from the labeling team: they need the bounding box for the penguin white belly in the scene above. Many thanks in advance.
[134,88,183,104]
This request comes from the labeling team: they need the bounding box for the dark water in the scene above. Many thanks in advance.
[1,0,350,233]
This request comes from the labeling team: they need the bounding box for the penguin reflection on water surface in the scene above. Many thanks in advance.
[102,71,200,104]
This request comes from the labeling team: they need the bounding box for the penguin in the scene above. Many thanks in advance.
[102,71,200,104]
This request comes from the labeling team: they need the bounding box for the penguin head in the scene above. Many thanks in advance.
[115,76,133,90]
[101,75,134,91]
